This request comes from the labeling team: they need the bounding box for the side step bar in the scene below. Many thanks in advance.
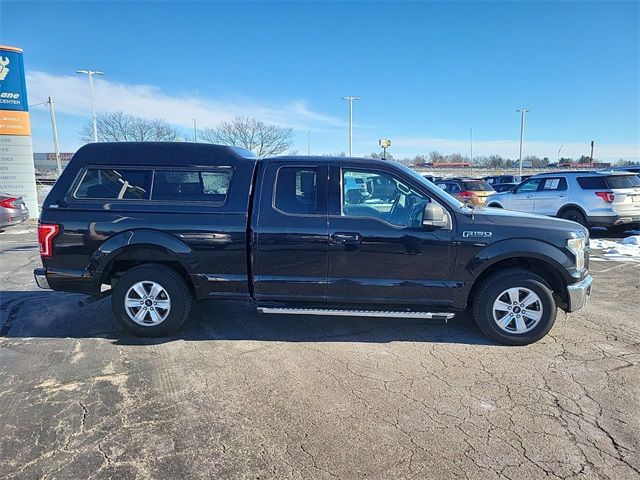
[257,307,454,321]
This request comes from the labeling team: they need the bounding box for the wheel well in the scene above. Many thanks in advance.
[469,257,568,308]
[100,248,194,294]
[486,202,503,208]
[556,204,586,218]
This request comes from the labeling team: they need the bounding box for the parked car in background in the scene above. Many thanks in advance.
[435,178,496,206]
[612,165,640,177]
[421,173,440,183]
[0,193,29,229]
[492,182,520,193]
[344,176,370,204]
[484,174,521,185]
[486,171,640,231]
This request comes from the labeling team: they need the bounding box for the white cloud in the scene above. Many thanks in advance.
[389,137,640,161]
[26,70,343,131]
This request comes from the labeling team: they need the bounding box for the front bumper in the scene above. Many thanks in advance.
[566,275,593,312]
[34,268,50,289]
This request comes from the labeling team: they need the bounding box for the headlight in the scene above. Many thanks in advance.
[567,237,586,271]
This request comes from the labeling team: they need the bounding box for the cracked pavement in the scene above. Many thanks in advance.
[1,225,639,479]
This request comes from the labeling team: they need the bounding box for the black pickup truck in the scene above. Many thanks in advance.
[34,143,592,345]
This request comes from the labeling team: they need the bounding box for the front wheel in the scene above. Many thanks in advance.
[112,264,192,337]
[473,268,557,345]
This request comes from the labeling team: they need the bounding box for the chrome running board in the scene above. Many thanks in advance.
[257,307,454,321]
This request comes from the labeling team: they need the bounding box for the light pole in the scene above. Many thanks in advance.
[30,98,62,175]
[470,127,473,173]
[342,96,360,156]
[516,108,530,177]
[76,69,104,142]
[557,145,563,163]
[193,118,197,142]
[307,128,311,155]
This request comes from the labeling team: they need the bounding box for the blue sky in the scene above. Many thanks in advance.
[2,0,639,160]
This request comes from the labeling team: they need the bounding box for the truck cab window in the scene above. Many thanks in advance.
[274,167,318,214]
[342,169,430,228]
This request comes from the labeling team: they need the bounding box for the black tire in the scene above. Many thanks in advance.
[559,208,589,229]
[112,264,192,337]
[472,268,557,346]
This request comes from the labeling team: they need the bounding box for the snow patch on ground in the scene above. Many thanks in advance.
[590,236,640,261]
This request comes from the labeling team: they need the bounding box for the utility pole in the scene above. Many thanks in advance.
[558,145,563,163]
[342,96,360,156]
[30,98,63,175]
[193,118,197,142]
[46,97,62,175]
[307,128,311,155]
[516,109,530,177]
[76,69,104,142]
[470,127,473,174]
[590,140,595,165]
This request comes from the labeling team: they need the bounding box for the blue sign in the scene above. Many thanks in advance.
[0,47,29,112]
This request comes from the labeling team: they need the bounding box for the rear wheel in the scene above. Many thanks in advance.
[112,264,192,337]
[473,268,557,345]
[559,208,589,229]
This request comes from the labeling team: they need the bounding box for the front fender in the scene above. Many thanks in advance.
[466,238,575,282]
[87,229,200,277]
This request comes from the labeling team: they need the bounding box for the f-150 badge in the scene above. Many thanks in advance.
[463,231,492,238]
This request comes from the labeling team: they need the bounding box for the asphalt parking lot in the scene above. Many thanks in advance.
[1,224,639,480]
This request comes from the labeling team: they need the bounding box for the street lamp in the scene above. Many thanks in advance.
[557,145,563,163]
[30,97,63,175]
[76,69,104,142]
[342,96,360,156]
[516,108,530,177]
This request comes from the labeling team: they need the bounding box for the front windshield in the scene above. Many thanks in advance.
[395,163,466,209]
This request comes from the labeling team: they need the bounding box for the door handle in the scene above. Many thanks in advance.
[331,232,361,245]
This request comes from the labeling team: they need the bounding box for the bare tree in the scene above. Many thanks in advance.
[79,112,182,143]
[199,116,294,157]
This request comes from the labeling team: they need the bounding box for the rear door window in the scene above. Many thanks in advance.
[274,167,319,214]
[75,168,152,200]
[541,177,568,191]
[151,170,231,202]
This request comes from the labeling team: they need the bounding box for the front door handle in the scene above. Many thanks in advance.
[331,232,361,245]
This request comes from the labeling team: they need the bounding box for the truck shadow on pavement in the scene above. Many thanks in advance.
[0,290,495,346]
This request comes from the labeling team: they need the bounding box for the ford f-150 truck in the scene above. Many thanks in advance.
[34,143,592,345]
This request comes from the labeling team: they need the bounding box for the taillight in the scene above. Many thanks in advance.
[38,223,60,257]
[0,197,18,208]
[458,191,475,198]
[595,191,615,203]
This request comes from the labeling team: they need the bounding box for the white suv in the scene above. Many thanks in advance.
[486,171,640,231]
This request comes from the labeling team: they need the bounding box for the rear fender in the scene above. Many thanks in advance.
[88,229,199,278]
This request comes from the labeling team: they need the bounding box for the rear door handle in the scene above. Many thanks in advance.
[331,232,361,245]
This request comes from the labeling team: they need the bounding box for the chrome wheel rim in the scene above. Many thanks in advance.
[492,287,543,334]
[125,281,171,326]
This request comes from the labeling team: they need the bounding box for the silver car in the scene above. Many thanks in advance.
[0,193,29,229]
[486,171,640,231]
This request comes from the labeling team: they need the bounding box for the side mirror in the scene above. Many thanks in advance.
[422,203,449,229]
